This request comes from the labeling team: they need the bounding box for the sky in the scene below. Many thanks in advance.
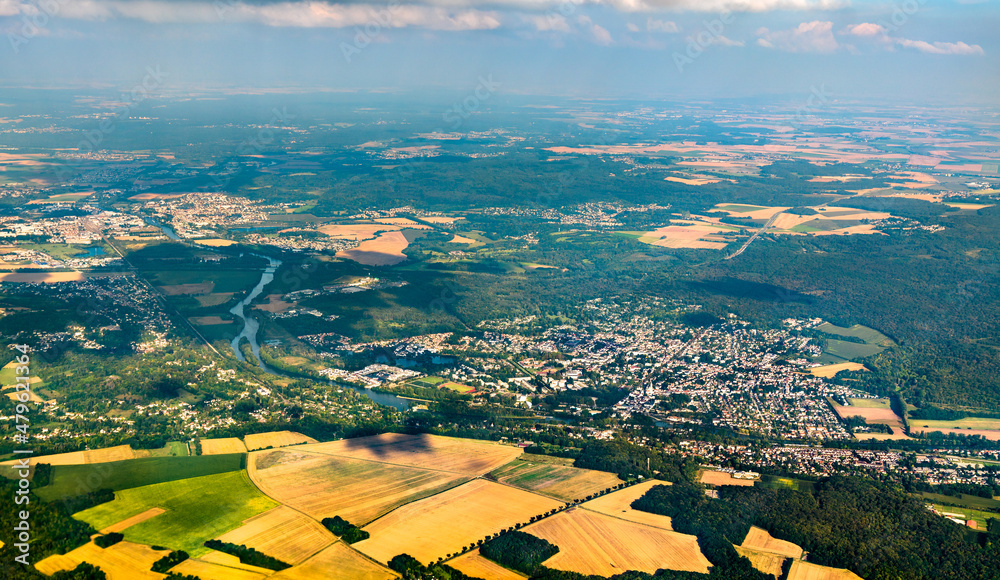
[0,0,998,104]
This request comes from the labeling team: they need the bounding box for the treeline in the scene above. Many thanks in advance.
[321,516,369,543]
[203,540,291,571]
[631,476,1000,579]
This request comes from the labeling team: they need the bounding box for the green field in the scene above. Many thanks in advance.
[817,322,893,346]
[920,492,1000,512]
[929,503,999,530]
[74,471,278,555]
[0,361,46,390]
[911,417,1000,432]
[756,474,815,493]
[822,339,886,361]
[847,398,892,409]
[408,376,446,388]
[36,454,245,501]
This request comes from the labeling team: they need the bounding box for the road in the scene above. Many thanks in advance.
[725,210,783,260]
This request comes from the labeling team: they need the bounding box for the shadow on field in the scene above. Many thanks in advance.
[339,431,435,460]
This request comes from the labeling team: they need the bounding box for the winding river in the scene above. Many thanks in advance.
[227,256,411,411]
[150,221,411,411]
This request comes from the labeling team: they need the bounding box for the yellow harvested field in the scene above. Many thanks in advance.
[450,234,477,244]
[217,505,335,564]
[34,541,168,579]
[194,238,237,247]
[318,223,397,241]
[527,508,711,576]
[713,204,791,219]
[248,450,468,524]
[420,216,462,224]
[168,558,268,580]
[298,432,522,476]
[158,282,213,295]
[787,560,863,580]
[199,551,279,574]
[809,362,866,378]
[449,549,528,580]
[374,218,430,228]
[741,526,804,559]
[189,315,232,325]
[736,547,788,578]
[201,437,248,455]
[353,479,563,564]
[2,444,136,467]
[700,470,757,487]
[101,507,166,533]
[637,223,734,250]
[665,175,721,185]
[243,430,317,451]
[336,230,409,266]
[829,402,910,440]
[0,271,85,283]
[580,480,674,530]
[490,458,623,501]
[270,542,397,580]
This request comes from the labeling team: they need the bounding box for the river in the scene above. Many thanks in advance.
[149,221,411,411]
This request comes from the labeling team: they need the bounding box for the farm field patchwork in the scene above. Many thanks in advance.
[525,507,711,576]
[200,437,249,455]
[248,449,469,524]
[336,230,411,265]
[489,457,622,501]
[217,505,336,564]
[34,540,169,579]
[736,547,788,578]
[243,430,317,451]
[353,479,563,564]
[787,560,863,580]
[268,542,397,580]
[449,549,529,580]
[169,557,269,580]
[579,480,675,530]
[700,470,757,487]
[73,471,279,555]
[0,443,134,468]
[808,362,866,378]
[296,432,523,475]
[740,526,804,559]
[35,454,246,501]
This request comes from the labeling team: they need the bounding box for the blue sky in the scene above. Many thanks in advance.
[1,0,997,103]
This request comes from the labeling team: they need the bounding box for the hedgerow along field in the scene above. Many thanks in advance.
[73,471,279,556]
[353,479,563,564]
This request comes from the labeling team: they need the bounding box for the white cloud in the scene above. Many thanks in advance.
[626,22,639,32]
[895,38,983,55]
[756,20,837,53]
[842,21,984,56]
[842,22,886,37]
[646,17,678,33]
[523,13,570,32]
